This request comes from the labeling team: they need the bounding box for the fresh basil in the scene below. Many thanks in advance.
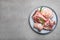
[39,18,45,24]
[40,7,43,12]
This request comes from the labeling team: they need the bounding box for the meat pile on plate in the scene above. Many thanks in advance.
[32,8,55,31]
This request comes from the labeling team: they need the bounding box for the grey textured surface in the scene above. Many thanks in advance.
[0,0,60,40]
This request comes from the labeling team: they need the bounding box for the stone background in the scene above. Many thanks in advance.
[0,0,60,40]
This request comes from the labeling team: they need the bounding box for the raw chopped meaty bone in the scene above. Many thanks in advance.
[32,10,47,23]
[41,8,53,19]
[34,23,43,30]
[43,19,55,30]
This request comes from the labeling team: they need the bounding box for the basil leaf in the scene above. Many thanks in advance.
[40,7,43,12]
[39,18,45,24]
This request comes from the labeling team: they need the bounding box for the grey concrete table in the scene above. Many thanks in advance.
[0,0,60,40]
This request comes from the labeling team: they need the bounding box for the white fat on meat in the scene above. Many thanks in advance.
[34,23,43,30]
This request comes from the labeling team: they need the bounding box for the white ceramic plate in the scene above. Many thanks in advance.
[29,6,58,35]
